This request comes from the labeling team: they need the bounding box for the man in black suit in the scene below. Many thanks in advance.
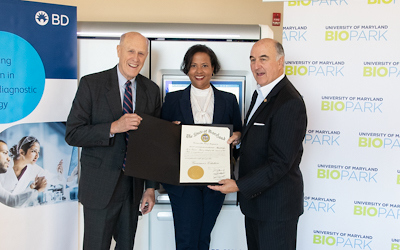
[65,32,160,250]
[209,38,307,249]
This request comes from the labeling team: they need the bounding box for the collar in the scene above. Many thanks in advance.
[117,65,136,88]
[190,84,213,96]
[257,73,285,99]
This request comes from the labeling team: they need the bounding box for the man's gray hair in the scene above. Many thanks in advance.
[275,41,285,60]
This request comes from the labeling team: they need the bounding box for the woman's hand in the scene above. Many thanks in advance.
[57,159,64,174]
[30,175,47,192]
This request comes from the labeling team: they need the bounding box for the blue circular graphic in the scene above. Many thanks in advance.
[0,31,45,123]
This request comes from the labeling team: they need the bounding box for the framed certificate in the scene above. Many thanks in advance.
[124,113,233,185]
[180,125,231,184]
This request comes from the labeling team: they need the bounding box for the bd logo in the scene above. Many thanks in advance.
[35,10,69,26]
[35,11,49,26]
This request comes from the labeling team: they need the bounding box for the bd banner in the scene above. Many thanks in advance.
[0,1,78,249]
[283,1,399,250]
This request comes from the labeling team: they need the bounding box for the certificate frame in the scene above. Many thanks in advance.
[179,124,233,185]
[124,113,233,186]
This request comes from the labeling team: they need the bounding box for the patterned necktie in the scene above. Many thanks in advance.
[122,80,133,170]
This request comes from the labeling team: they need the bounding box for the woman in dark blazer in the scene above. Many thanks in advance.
[161,44,242,250]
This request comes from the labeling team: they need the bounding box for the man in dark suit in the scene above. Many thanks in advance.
[65,32,160,250]
[209,38,307,249]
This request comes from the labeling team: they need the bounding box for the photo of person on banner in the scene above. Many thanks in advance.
[0,140,47,208]
[0,136,48,196]
[0,127,79,207]
[0,136,62,206]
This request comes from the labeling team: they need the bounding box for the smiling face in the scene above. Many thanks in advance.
[21,142,40,165]
[250,39,284,87]
[0,142,10,174]
[188,52,214,90]
[117,32,148,80]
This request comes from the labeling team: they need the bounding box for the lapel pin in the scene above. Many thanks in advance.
[264,99,267,102]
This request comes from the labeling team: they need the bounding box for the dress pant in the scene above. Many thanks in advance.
[165,185,225,250]
[83,172,139,250]
[244,216,299,250]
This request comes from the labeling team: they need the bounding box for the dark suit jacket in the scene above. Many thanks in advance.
[65,66,161,209]
[161,84,242,196]
[236,76,307,222]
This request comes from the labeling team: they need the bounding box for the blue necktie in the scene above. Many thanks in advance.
[122,80,133,170]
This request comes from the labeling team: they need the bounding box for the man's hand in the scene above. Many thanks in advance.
[110,113,143,134]
[141,188,155,215]
[208,179,239,194]
[227,132,241,147]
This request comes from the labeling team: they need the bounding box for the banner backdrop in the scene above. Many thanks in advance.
[283,1,399,249]
[0,1,78,249]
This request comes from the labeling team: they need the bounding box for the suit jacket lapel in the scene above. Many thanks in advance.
[212,85,225,124]
[135,74,147,113]
[105,66,124,120]
[179,85,194,124]
[242,99,268,138]
[242,76,289,138]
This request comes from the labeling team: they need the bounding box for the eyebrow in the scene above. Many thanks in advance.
[191,62,209,65]
[249,55,269,59]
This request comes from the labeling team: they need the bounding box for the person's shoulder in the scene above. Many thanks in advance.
[276,78,305,107]
[136,74,160,91]
[281,78,303,99]
[0,169,10,181]
[213,87,236,101]
[218,89,236,98]
[163,90,186,108]
[165,89,185,99]
[80,67,116,82]
[162,90,184,115]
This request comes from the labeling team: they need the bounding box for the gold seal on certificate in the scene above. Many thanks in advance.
[187,165,204,180]
[180,125,231,184]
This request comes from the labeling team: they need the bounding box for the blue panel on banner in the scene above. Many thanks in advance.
[0,1,77,79]
[0,31,45,123]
